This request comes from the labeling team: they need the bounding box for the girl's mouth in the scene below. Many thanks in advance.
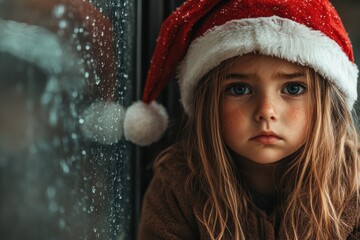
[250,131,282,144]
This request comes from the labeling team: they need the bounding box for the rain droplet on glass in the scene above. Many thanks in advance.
[58,20,68,29]
[59,219,66,229]
[53,4,66,18]
[60,161,70,174]
[47,186,56,198]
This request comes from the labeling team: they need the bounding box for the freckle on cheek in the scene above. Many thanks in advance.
[289,110,299,118]
[288,107,306,118]
[288,110,309,131]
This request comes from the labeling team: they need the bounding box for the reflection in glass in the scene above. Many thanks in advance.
[0,0,134,239]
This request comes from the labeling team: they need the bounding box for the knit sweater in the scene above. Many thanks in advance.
[138,157,360,239]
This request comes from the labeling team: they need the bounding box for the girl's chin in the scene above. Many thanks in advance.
[236,149,302,165]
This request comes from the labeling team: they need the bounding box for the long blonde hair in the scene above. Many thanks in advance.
[156,57,360,239]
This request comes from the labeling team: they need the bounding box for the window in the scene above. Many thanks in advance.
[0,0,134,239]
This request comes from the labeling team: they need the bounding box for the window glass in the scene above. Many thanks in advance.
[0,0,134,239]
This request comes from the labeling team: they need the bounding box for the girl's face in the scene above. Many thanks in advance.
[221,54,310,164]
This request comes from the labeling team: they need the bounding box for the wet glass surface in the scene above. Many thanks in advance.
[0,0,134,239]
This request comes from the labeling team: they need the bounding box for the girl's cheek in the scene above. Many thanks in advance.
[287,106,310,127]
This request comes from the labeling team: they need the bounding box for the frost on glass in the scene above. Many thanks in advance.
[0,0,134,239]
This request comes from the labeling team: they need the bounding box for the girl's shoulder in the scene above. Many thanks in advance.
[344,193,359,218]
[153,147,191,187]
[150,145,200,207]
[138,148,199,239]
[342,192,360,238]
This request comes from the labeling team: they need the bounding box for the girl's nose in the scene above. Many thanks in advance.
[254,96,278,122]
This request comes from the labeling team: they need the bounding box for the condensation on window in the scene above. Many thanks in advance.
[0,0,134,239]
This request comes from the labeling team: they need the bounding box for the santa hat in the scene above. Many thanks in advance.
[124,0,358,146]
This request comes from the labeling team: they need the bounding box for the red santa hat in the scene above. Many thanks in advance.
[124,0,358,146]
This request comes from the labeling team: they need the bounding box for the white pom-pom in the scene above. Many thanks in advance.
[80,101,125,144]
[124,101,168,146]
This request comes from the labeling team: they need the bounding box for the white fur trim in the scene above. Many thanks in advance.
[178,16,359,113]
[0,19,85,95]
[124,101,168,146]
[81,101,125,144]
[0,19,75,75]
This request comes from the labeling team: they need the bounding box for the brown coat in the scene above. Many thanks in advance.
[138,158,360,239]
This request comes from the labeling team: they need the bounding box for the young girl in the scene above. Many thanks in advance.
[123,0,360,239]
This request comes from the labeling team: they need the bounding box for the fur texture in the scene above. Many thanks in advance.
[124,101,168,146]
[178,16,358,114]
[81,101,125,144]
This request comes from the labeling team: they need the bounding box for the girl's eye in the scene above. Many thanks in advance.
[282,83,306,95]
[226,84,252,96]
